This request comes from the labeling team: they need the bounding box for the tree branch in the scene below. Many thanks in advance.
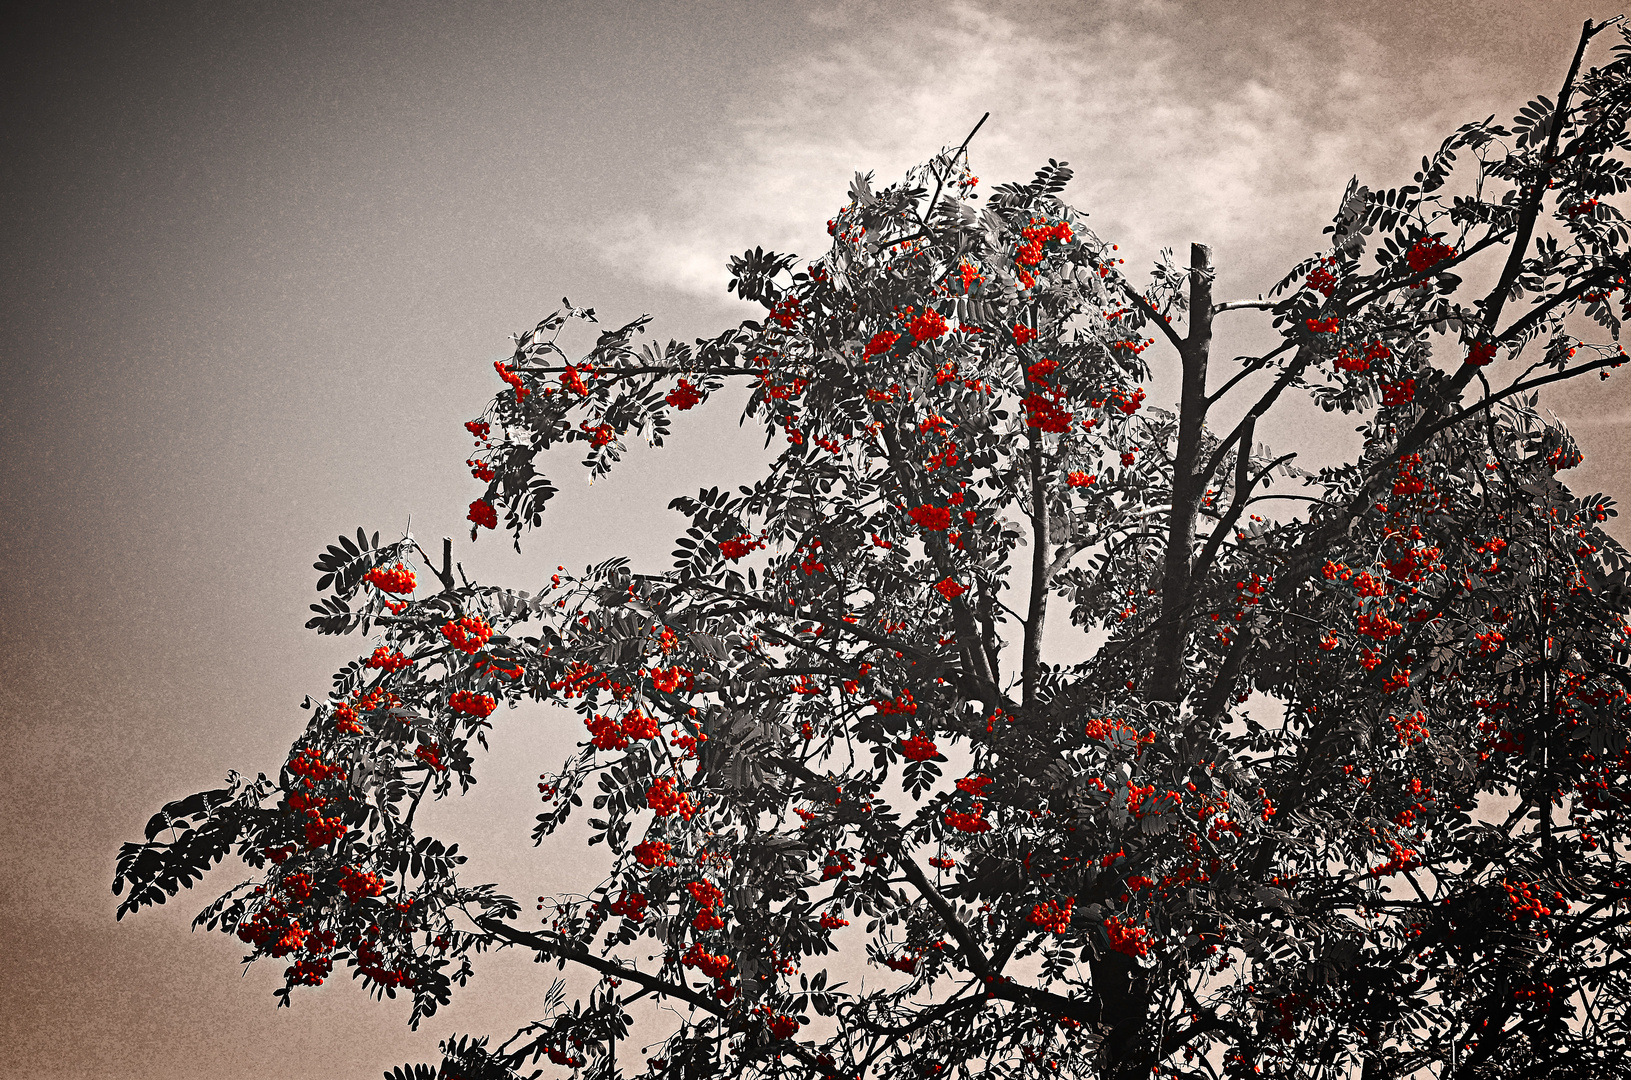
[1473,20,1603,348]
[895,853,992,979]
[1205,340,1296,407]
[1340,225,1514,314]
[1198,344,1314,490]
[476,917,727,1018]
[1491,262,1630,350]
[878,421,1002,693]
[1095,259,1187,355]
[1023,425,1049,707]
[1415,351,1623,445]
[674,578,1008,711]
[512,364,755,378]
[922,112,990,223]
[1151,243,1214,703]
[1190,425,1292,591]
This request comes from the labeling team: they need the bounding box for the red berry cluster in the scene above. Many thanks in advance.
[687,879,726,931]
[585,709,660,750]
[862,330,901,360]
[900,732,940,761]
[768,295,804,330]
[580,420,617,448]
[649,665,693,693]
[559,365,590,396]
[1022,358,1074,432]
[945,803,991,834]
[633,839,676,867]
[1380,378,1416,406]
[449,690,496,719]
[647,777,698,820]
[1015,217,1074,269]
[364,562,417,594]
[720,534,764,560]
[355,937,412,990]
[337,865,386,903]
[366,646,413,672]
[1405,235,1455,282]
[906,307,949,343]
[1306,257,1340,296]
[493,360,530,402]
[1503,878,1568,923]
[440,615,494,654]
[765,1013,802,1040]
[909,504,952,531]
[665,378,702,410]
[1103,916,1150,957]
[609,889,647,921]
[1027,897,1074,935]
[237,882,339,987]
[681,942,733,982]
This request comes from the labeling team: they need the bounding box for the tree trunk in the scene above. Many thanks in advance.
[1090,953,1154,1078]
[1151,243,1214,703]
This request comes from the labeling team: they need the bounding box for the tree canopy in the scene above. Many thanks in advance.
[117,18,1631,1080]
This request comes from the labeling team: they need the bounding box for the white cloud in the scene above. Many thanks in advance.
[596,0,1485,305]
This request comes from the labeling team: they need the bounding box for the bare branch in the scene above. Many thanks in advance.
[1211,299,1277,314]
[476,917,727,1017]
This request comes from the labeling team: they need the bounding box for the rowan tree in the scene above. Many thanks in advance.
[118,18,1631,1080]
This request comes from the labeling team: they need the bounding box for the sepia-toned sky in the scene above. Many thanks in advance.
[3,1,1628,1075]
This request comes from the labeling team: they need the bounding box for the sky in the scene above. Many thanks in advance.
[3,1,1628,1076]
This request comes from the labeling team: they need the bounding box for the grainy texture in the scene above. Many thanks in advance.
[4,2,1628,1076]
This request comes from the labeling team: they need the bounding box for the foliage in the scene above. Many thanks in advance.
[118,19,1631,1080]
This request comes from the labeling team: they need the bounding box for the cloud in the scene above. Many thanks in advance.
[595,0,1487,305]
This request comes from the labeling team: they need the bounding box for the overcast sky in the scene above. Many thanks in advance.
[3,2,1628,1076]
